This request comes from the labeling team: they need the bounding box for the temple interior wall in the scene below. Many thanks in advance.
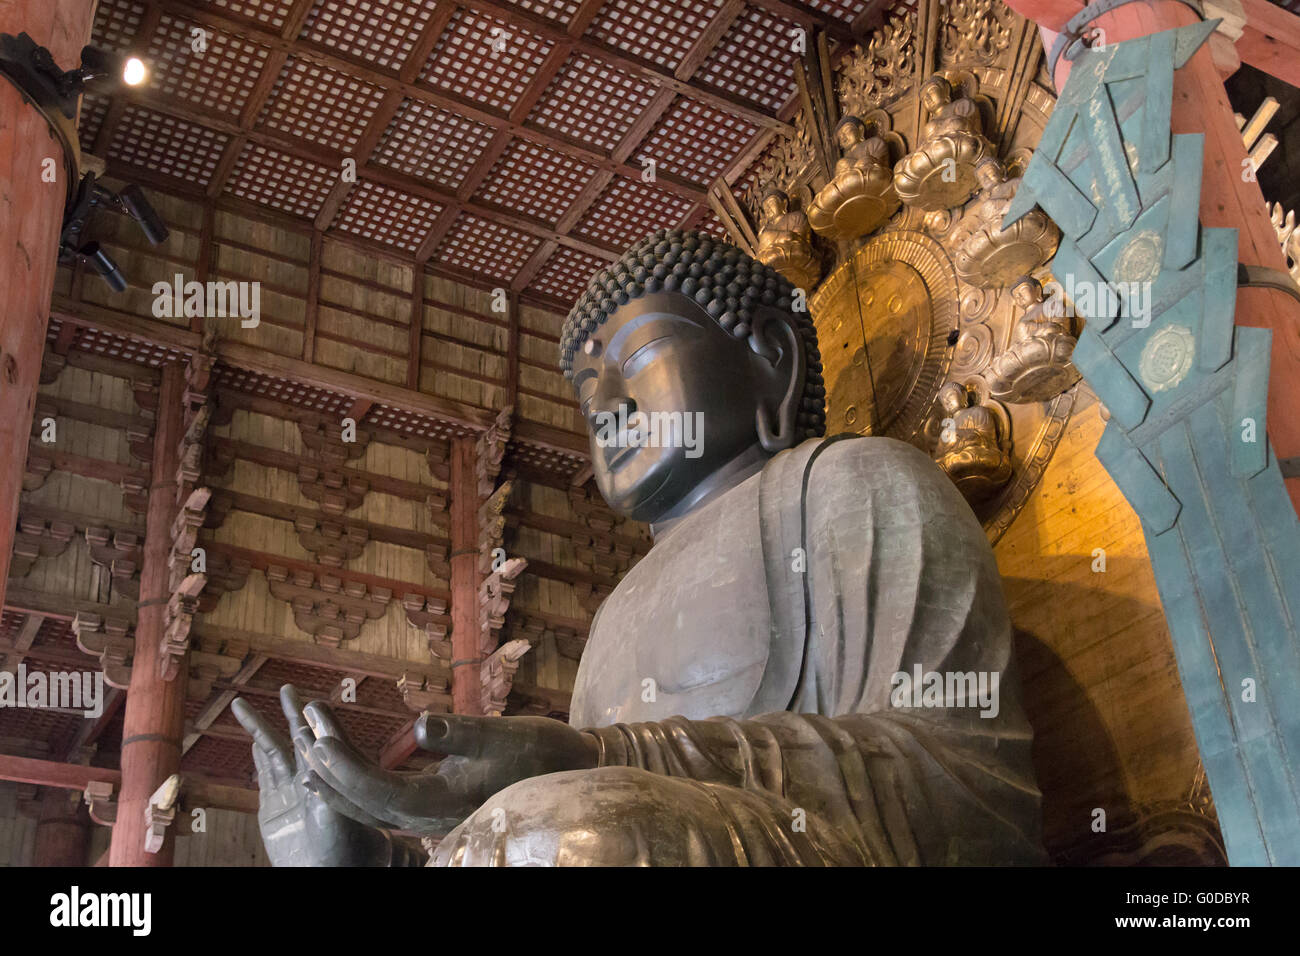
[994,389,1211,857]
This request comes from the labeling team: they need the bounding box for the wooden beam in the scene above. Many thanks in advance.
[60,688,125,762]
[194,623,449,683]
[302,229,322,362]
[676,0,747,80]
[505,291,521,410]
[182,653,269,754]
[50,297,496,433]
[88,6,162,157]
[1238,0,1300,87]
[0,754,119,790]
[408,270,424,389]
[4,587,137,624]
[449,436,482,715]
[379,719,420,770]
[453,0,796,129]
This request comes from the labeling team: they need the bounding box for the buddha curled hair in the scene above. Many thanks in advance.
[559,228,827,441]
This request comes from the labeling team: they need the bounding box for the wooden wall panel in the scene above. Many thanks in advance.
[173,808,269,867]
[994,391,1207,857]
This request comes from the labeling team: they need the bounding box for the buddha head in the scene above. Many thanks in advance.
[975,157,1006,191]
[1011,275,1043,308]
[920,76,953,114]
[760,188,791,224]
[560,229,827,524]
[938,381,970,417]
[834,116,867,153]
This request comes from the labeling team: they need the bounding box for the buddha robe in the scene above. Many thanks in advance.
[430,436,1047,866]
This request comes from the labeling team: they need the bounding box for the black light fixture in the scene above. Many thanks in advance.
[58,175,170,292]
[0,32,166,290]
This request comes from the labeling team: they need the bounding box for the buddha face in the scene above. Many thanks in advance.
[835,120,864,152]
[761,192,788,221]
[570,292,800,523]
[938,382,968,416]
[976,160,1004,190]
[922,81,951,113]
[1011,278,1041,307]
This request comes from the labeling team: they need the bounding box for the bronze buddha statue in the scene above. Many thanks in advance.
[894,76,991,212]
[951,158,1060,289]
[754,187,822,291]
[807,115,900,241]
[236,229,1046,866]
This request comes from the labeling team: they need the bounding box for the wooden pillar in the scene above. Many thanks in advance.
[0,0,97,605]
[1005,0,1300,511]
[449,435,483,715]
[110,361,186,866]
[32,787,89,867]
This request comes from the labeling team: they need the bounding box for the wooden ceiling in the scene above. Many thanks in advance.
[80,0,881,310]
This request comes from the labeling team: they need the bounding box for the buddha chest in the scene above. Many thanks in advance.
[569,472,773,728]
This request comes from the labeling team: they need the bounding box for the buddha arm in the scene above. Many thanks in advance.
[580,709,1045,866]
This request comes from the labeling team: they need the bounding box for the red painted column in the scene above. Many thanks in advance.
[0,0,97,604]
[110,361,186,866]
[449,436,483,716]
[1005,0,1300,511]
[33,788,90,866]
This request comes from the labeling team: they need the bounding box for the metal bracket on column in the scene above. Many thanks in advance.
[1046,0,1207,85]
[1237,263,1300,305]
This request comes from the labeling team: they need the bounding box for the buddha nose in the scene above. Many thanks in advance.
[587,375,635,427]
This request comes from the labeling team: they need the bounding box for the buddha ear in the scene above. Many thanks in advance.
[749,309,806,453]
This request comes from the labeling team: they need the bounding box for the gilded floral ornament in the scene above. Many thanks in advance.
[940,0,1014,67]
[742,113,817,224]
[951,157,1060,288]
[808,116,901,241]
[893,76,991,212]
[838,10,916,116]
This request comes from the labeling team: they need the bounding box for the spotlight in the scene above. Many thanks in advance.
[123,56,148,87]
[80,242,128,293]
[73,45,150,94]
[120,184,169,245]
[58,174,170,292]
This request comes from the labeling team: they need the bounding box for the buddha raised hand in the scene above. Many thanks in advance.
[237,229,1046,866]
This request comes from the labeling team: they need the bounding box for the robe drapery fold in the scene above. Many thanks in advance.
[431,437,1047,866]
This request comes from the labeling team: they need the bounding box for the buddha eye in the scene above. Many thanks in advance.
[577,377,598,416]
[621,335,672,378]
